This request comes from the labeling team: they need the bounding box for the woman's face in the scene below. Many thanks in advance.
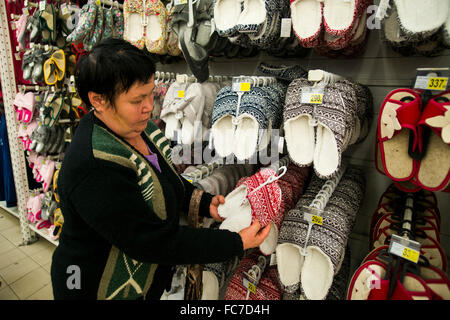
[105,77,155,140]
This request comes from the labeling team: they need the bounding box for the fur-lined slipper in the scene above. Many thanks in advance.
[323,0,365,37]
[123,0,146,49]
[225,252,282,300]
[290,0,323,48]
[144,0,169,54]
[210,86,239,158]
[213,0,242,37]
[313,80,358,179]
[283,78,317,167]
[376,88,422,181]
[415,91,450,191]
[393,0,448,41]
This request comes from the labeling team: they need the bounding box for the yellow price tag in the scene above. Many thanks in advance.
[186,179,193,184]
[247,281,256,294]
[177,90,185,98]
[401,247,420,263]
[310,94,323,104]
[240,82,251,92]
[311,214,323,225]
[427,77,448,91]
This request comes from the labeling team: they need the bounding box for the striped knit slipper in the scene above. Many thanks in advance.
[276,168,365,299]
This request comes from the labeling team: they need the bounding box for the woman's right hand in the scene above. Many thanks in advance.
[238,219,271,251]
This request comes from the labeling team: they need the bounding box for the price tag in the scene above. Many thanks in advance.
[69,84,76,93]
[388,234,421,264]
[242,278,256,294]
[39,1,46,11]
[270,253,277,266]
[232,77,252,92]
[302,206,324,226]
[61,4,69,16]
[280,18,292,38]
[426,77,448,91]
[174,0,187,5]
[301,87,324,104]
[177,90,185,98]
[414,68,449,91]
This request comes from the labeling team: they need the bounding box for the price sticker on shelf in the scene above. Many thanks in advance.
[414,68,449,91]
[301,87,324,104]
[242,278,256,294]
[426,77,448,91]
[39,0,46,11]
[232,77,252,92]
[388,234,421,264]
[303,211,323,226]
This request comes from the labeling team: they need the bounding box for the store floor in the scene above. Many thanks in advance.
[0,208,55,300]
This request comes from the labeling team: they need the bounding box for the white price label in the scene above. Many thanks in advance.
[388,234,421,264]
[301,87,324,104]
[242,278,256,294]
[280,18,292,38]
[39,1,46,11]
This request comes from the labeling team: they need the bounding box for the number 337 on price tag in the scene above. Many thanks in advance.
[427,77,448,91]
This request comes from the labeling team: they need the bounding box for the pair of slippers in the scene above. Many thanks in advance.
[210,81,287,161]
[14,91,36,124]
[369,184,446,273]
[124,0,178,55]
[218,163,310,257]
[381,0,450,57]
[290,0,370,52]
[220,0,290,51]
[284,76,372,179]
[67,0,124,51]
[376,89,450,192]
[160,80,220,145]
[347,245,450,300]
[275,167,365,300]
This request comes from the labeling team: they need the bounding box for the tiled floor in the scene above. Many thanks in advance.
[0,208,55,300]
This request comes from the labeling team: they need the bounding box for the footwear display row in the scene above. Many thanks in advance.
[347,184,449,300]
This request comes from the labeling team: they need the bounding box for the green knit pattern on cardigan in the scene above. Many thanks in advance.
[92,121,177,300]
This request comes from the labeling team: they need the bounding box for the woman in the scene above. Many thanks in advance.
[51,38,270,300]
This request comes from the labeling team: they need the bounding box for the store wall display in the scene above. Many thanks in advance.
[347,184,450,300]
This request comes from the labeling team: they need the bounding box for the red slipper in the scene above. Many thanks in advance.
[376,88,422,181]
[290,0,323,48]
[415,91,450,191]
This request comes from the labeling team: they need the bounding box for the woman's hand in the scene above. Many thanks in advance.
[239,220,271,250]
[209,195,226,222]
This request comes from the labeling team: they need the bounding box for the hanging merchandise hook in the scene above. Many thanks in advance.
[241,166,287,206]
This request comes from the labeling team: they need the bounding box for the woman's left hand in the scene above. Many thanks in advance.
[209,195,225,222]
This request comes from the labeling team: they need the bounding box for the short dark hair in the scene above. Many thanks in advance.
[75,38,156,109]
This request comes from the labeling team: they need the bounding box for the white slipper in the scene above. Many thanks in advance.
[236,0,267,33]
[214,0,242,36]
[259,221,279,255]
[313,123,340,179]
[291,0,323,47]
[233,114,259,161]
[275,242,304,293]
[160,82,190,141]
[201,271,220,300]
[180,83,205,145]
[218,184,252,233]
[393,0,448,36]
[300,246,334,300]
[284,115,315,166]
[323,0,361,36]
[123,0,146,49]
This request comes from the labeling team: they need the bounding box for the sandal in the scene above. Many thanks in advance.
[39,3,57,44]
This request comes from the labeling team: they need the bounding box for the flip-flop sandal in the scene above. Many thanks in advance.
[123,0,146,49]
[393,0,448,42]
[290,0,323,48]
[284,78,317,167]
[376,88,422,181]
[42,93,65,128]
[415,91,450,191]
[144,0,169,54]
[39,3,57,44]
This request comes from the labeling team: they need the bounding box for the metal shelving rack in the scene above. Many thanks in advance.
[0,0,40,246]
